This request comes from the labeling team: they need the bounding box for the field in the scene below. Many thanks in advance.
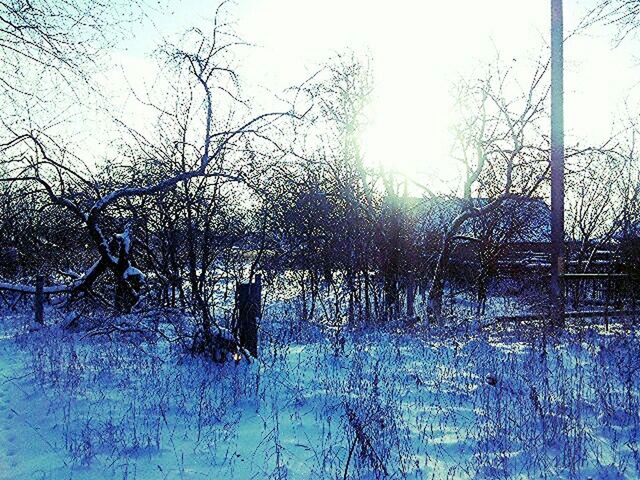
[1,305,639,480]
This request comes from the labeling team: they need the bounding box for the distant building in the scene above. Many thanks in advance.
[403,195,552,275]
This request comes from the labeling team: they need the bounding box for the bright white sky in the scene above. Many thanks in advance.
[94,0,640,190]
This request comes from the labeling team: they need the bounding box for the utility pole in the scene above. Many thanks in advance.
[550,0,565,326]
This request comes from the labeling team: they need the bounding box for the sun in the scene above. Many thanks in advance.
[359,59,459,191]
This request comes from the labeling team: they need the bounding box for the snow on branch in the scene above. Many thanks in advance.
[0,260,104,295]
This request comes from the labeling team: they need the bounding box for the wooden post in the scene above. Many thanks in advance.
[235,274,261,358]
[35,274,44,325]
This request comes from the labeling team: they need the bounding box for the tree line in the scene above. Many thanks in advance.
[2,0,640,349]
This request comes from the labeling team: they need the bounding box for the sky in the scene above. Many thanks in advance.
[93,0,640,191]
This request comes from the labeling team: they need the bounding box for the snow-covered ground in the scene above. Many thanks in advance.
[1,308,639,479]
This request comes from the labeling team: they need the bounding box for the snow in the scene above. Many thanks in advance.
[0,282,73,294]
[0,260,104,295]
[0,309,639,479]
[123,266,145,281]
[115,225,132,255]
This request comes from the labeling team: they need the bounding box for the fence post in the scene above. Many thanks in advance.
[35,274,44,325]
[234,274,261,358]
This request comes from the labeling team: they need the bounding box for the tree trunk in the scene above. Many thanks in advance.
[406,276,415,317]
[364,269,371,322]
[300,272,308,322]
[428,233,453,321]
[34,274,44,324]
[347,270,355,323]
[114,277,137,314]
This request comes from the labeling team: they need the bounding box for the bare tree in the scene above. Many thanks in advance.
[0,1,142,75]
[426,60,551,321]
[582,0,640,45]
[268,52,381,324]
[466,197,549,315]
[0,13,297,339]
